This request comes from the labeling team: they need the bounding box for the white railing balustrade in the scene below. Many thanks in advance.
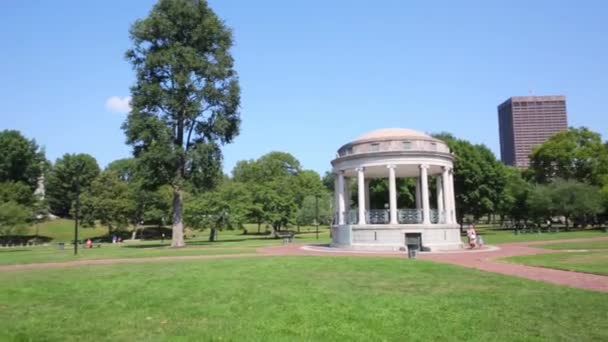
[398,209,423,224]
[367,210,389,224]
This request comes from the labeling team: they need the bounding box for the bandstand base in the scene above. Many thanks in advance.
[331,224,463,252]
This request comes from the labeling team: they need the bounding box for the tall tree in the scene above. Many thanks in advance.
[46,154,100,217]
[184,181,250,241]
[80,171,134,236]
[497,167,531,222]
[529,127,608,185]
[0,130,46,190]
[123,0,241,247]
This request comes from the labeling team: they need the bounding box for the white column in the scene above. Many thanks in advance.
[388,165,398,224]
[364,179,371,211]
[436,176,444,223]
[415,178,421,209]
[333,174,339,224]
[420,164,431,224]
[344,178,350,219]
[357,167,366,225]
[448,168,457,224]
[441,167,452,224]
[337,171,345,225]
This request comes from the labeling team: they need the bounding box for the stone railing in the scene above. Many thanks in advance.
[398,209,423,224]
[431,209,447,224]
[367,210,389,224]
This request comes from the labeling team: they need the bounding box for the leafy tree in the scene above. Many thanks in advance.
[80,171,134,236]
[231,152,305,233]
[261,179,298,233]
[321,171,334,192]
[527,179,603,228]
[123,0,241,247]
[497,167,531,222]
[296,192,332,228]
[184,181,250,241]
[529,127,608,186]
[46,154,100,217]
[106,158,137,182]
[0,181,36,207]
[526,184,554,223]
[549,179,602,228]
[0,130,46,189]
[0,201,30,236]
[433,133,507,224]
[105,158,172,236]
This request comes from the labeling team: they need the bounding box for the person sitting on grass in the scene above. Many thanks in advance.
[467,224,477,249]
[86,239,92,249]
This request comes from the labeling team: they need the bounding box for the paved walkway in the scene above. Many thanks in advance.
[1,237,607,292]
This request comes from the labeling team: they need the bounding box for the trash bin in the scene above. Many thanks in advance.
[57,242,65,250]
[407,244,419,259]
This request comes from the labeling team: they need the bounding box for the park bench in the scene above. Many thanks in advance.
[275,231,295,244]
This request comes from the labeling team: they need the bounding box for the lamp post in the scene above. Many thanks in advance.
[315,193,319,240]
[73,172,81,255]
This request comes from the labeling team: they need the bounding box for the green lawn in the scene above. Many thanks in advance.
[0,226,331,265]
[470,227,607,244]
[0,243,256,265]
[1,257,607,341]
[503,251,608,276]
[27,219,109,241]
[537,239,608,250]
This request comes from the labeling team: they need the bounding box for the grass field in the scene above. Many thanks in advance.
[0,244,256,265]
[470,226,607,244]
[1,257,607,341]
[503,251,608,276]
[536,239,608,250]
[503,239,608,276]
[1,224,331,265]
[27,219,109,241]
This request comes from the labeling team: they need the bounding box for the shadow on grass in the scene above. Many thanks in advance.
[122,243,172,249]
[0,249,32,253]
[0,235,53,246]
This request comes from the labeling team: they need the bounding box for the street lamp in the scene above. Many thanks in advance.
[73,168,82,255]
[315,194,319,240]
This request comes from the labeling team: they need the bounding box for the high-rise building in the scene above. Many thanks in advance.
[498,95,568,167]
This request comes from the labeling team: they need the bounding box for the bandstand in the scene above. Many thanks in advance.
[331,128,462,251]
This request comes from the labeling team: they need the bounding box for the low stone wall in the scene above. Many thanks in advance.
[331,224,462,251]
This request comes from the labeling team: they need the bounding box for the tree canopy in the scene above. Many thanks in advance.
[46,153,100,217]
[0,130,46,190]
[529,127,608,185]
[123,0,241,247]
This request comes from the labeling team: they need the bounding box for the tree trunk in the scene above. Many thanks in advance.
[257,221,261,233]
[209,227,217,242]
[171,187,185,247]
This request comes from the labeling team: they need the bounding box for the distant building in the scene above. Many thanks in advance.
[498,95,568,167]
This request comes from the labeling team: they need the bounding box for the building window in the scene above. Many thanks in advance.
[430,142,437,151]
[346,147,353,155]
[403,141,412,150]
[370,143,380,152]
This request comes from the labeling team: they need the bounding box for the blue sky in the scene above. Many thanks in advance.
[1,0,607,175]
